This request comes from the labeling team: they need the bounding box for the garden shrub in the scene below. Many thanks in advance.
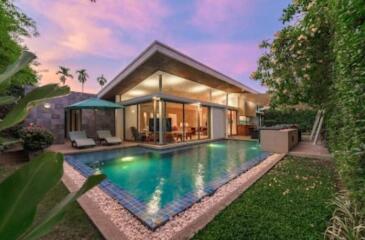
[18,125,54,151]
[253,0,365,214]
[326,0,365,211]
[263,109,316,132]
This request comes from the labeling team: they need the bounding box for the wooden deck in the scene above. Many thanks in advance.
[289,140,331,160]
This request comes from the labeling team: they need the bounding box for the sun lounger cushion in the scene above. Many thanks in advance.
[97,130,122,145]
[104,137,122,144]
[73,138,96,148]
[68,131,96,148]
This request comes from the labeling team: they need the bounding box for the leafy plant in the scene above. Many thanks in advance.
[325,193,365,240]
[0,0,38,89]
[18,125,54,151]
[0,52,106,239]
[0,152,106,240]
[252,0,365,214]
[263,108,316,132]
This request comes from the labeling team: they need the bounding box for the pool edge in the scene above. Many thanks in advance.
[62,153,286,240]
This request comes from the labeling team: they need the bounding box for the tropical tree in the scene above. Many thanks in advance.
[0,0,38,89]
[76,69,88,93]
[96,74,107,88]
[56,66,73,85]
[251,0,333,109]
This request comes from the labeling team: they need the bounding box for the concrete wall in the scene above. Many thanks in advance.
[210,107,226,139]
[25,91,115,144]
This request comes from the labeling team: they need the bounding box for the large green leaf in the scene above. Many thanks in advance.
[0,152,63,240]
[0,136,21,151]
[0,84,70,131]
[0,51,36,87]
[20,174,106,240]
[0,96,17,106]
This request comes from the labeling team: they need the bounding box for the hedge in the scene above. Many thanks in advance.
[263,109,316,133]
[326,0,365,210]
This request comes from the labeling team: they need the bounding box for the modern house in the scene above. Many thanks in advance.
[98,41,268,145]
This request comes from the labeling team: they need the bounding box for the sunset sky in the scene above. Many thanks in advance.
[17,0,290,94]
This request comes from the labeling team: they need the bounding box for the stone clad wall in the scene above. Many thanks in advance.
[25,91,115,144]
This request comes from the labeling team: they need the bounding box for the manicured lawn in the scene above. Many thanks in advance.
[194,156,337,240]
[0,162,103,240]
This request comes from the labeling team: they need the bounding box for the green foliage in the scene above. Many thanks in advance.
[0,52,106,239]
[253,0,365,213]
[325,192,365,240]
[194,157,337,240]
[0,152,63,239]
[263,109,316,132]
[0,84,69,134]
[0,152,106,240]
[0,164,103,240]
[18,125,54,151]
[252,0,333,108]
[325,0,365,211]
[0,0,38,89]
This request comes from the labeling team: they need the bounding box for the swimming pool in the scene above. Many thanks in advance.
[65,140,270,229]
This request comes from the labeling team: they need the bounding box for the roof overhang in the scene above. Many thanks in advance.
[98,41,258,100]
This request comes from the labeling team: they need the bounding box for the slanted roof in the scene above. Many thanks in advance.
[98,41,258,100]
[65,98,123,110]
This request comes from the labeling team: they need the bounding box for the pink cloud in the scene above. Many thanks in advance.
[191,0,254,33]
[180,41,261,77]
[18,0,171,93]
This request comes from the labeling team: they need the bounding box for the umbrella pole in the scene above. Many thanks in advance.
[94,109,96,141]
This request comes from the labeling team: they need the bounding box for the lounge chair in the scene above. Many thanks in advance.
[131,127,146,141]
[97,130,122,145]
[68,131,96,148]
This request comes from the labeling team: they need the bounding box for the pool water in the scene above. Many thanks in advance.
[66,140,269,229]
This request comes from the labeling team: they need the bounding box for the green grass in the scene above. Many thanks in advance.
[194,156,337,240]
[0,162,103,240]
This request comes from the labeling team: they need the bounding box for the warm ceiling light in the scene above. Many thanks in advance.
[211,90,226,96]
[163,75,185,86]
[190,85,209,93]
[140,78,157,87]
[128,89,146,96]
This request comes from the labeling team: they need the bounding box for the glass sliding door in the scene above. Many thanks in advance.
[165,102,184,143]
[139,101,154,143]
[227,109,238,136]
[123,99,210,144]
[199,106,209,139]
[124,105,137,141]
[184,104,199,141]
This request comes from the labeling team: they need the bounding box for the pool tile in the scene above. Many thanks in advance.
[65,143,271,230]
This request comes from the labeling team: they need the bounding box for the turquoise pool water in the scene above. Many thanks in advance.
[66,140,269,229]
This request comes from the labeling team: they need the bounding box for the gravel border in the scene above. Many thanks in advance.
[63,153,284,240]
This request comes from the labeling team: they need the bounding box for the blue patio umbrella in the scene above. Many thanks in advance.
[65,98,123,136]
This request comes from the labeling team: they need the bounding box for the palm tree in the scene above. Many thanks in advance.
[56,66,73,85]
[96,74,107,88]
[76,69,89,93]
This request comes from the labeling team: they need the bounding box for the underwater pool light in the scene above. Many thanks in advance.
[120,156,135,162]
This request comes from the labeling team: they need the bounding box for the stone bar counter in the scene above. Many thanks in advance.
[259,125,299,153]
